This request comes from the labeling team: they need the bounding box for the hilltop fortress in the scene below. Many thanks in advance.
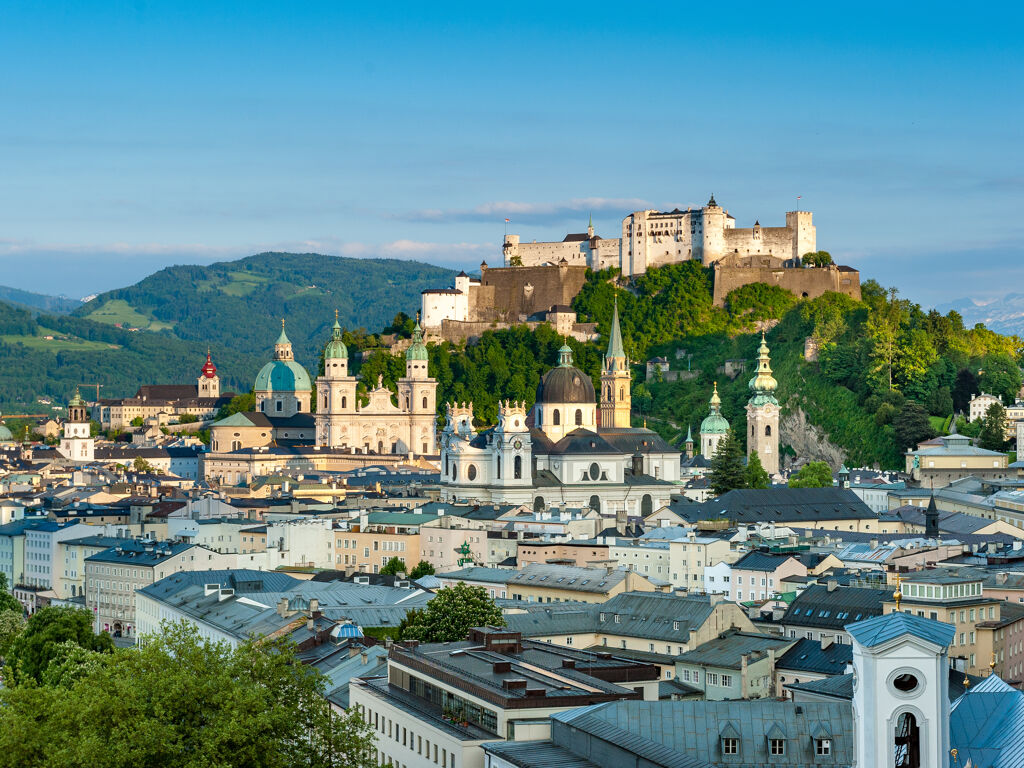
[421,195,860,337]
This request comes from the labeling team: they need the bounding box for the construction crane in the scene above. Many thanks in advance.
[81,383,104,401]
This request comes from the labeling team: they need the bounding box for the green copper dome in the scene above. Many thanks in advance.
[0,423,12,442]
[255,360,311,393]
[406,320,428,361]
[323,317,348,360]
[700,382,730,435]
[68,388,86,408]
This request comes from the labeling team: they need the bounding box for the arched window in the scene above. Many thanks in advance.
[553,410,561,425]
[341,396,347,408]
[575,409,583,426]
[496,457,501,479]
[444,454,449,475]
[606,386,612,399]
[377,440,384,454]
[422,396,428,409]
[452,463,458,481]
[536,408,542,426]
[589,495,601,513]
[534,496,545,513]
[894,712,919,767]
[641,494,653,516]
[619,386,624,400]
[765,425,772,436]
[514,455,522,479]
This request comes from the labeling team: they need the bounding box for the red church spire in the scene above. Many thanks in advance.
[201,349,217,379]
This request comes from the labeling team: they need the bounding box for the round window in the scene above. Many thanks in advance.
[589,463,601,481]
[892,673,918,692]
[467,465,477,481]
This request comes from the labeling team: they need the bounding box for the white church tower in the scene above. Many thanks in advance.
[58,389,94,462]
[847,605,955,768]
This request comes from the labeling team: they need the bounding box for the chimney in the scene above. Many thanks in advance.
[997,572,1009,584]
[277,597,289,617]
[827,580,838,592]
[821,635,833,651]
[309,598,320,618]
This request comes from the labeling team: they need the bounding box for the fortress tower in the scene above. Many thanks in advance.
[600,298,631,429]
[745,333,780,475]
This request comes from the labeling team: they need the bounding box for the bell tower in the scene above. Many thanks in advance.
[848,610,954,768]
[599,297,631,429]
[745,333,780,475]
[198,350,220,398]
[59,389,94,462]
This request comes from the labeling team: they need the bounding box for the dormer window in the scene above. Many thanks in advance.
[722,738,739,755]
[816,738,831,755]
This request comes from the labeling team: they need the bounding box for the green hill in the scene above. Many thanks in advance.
[354,261,1022,470]
[73,252,455,362]
[0,301,264,411]
[0,285,82,314]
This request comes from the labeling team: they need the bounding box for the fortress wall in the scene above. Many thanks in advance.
[712,264,861,307]
[470,264,589,322]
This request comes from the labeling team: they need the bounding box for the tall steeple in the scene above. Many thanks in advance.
[700,382,729,458]
[600,296,631,429]
[746,333,780,475]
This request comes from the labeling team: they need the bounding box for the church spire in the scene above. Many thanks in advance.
[606,297,626,367]
[748,332,778,399]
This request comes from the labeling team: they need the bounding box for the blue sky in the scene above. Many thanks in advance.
[0,1,1021,306]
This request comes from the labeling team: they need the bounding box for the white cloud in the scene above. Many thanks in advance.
[400,197,653,224]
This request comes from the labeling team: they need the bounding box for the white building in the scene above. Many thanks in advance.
[56,390,94,463]
[969,392,1002,422]
[439,308,680,517]
[23,519,94,592]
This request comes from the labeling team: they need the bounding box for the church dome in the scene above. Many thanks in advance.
[254,360,311,393]
[536,345,595,404]
[323,317,348,360]
[700,382,729,435]
[406,320,428,361]
[700,411,730,435]
[201,351,217,378]
[0,423,12,442]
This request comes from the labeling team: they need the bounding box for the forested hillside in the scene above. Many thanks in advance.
[0,285,82,314]
[73,253,454,361]
[353,261,1023,469]
[0,301,263,410]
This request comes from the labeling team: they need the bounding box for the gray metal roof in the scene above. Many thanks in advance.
[780,584,890,631]
[483,740,603,768]
[847,612,955,649]
[554,699,852,768]
[949,674,1024,767]
[676,631,793,670]
[679,487,874,525]
[775,638,852,675]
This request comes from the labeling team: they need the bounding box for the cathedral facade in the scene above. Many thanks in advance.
[439,304,680,516]
[315,318,438,455]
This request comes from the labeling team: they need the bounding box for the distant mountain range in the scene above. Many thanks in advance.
[937,294,1024,337]
[0,285,83,314]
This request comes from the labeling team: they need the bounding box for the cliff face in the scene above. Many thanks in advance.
[780,405,848,470]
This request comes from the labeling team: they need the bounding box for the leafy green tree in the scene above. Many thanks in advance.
[409,560,436,579]
[215,392,256,421]
[177,413,198,424]
[952,368,979,414]
[130,416,144,427]
[979,402,1008,452]
[6,606,113,683]
[980,354,1023,403]
[399,583,504,643]
[132,457,156,473]
[744,451,770,489]
[709,429,747,496]
[89,420,103,437]
[893,401,936,451]
[875,401,898,426]
[0,573,21,615]
[801,250,833,267]
[0,621,378,768]
[0,610,25,661]
[865,287,908,393]
[788,461,835,488]
[379,557,407,576]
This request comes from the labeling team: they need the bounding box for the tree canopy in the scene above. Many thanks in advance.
[379,557,407,576]
[979,402,1009,452]
[709,429,747,496]
[788,461,835,488]
[399,583,504,643]
[409,560,436,579]
[0,621,377,768]
[6,606,113,684]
